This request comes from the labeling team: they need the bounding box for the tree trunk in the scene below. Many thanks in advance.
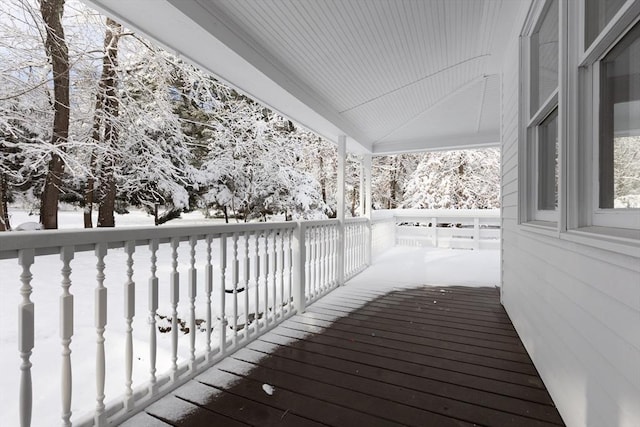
[84,92,104,228]
[97,18,122,228]
[0,173,10,231]
[83,152,96,228]
[223,206,229,224]
[350,187,357,216]
[39,0,70,229]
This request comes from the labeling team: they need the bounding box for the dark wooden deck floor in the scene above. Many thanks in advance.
[125,285,565,427]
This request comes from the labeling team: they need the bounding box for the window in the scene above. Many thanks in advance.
[522,0,560,225]
[581,11,640,231]
[538,109,559,212]
[531,0,559,113]
[598,22,640,210]
[585,0,627,49]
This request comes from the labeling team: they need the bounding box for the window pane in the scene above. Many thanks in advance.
[531,0,558,114]
[600,22,640,209]
[585,0,626,49]
[538,110,558,211]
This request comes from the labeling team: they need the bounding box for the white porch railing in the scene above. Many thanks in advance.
[0,210,497,427]
[0,220,364,427]
[371,209,500,254]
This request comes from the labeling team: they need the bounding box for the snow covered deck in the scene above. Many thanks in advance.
[124,248,564,427]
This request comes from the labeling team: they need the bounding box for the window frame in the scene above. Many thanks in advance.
[578,1,640,230]
[520,0,561,226]
[530,94,560,223]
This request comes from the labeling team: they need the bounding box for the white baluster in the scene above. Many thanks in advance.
[320,226,327,290]
[271,231,277,319]
[243,233,250,340]
[316,225,324,293]
[148,239,158,395]
[231,233,239,346]
[219,235,227,354]
[315,227,320,291]
[347,226,355,277]
[292,224,306,313]
[286,228,293,312]
[94,243,107,426]
[188,236,197,370]
[169,238,179,381]
[18,249,34,427]
[319,227,324,289]
[315,227,321,293]
[205,236,213,359]
[304,228,310,299]
[337,226,341,281]
[278,229,285,318]
[124,241,135,410]
[310,227,316,296]
[253,232,260,333]
[263,231,270,326]
[328,226,334,286]
[60,246,74,426]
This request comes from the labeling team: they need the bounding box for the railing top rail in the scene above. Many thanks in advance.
[373,208,500,219]
[0,220,296,259]
[344,217,368,224]
[298,219,340,228]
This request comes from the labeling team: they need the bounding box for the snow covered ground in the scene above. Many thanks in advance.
[0,208,500,426]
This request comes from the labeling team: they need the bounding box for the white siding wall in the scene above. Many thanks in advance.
[500,37,640,427]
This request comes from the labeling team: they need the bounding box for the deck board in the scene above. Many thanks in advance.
[134,285,565,427]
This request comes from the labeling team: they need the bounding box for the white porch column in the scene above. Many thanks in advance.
[337,135,346,285]
[363,154,372,265]
[363,154,372,219]
[359,160,365,217]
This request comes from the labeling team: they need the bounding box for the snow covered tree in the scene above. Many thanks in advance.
[372,154,420,209]
[401,149,500,209]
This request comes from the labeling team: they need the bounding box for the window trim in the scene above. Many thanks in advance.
[580,10,640,230]
[579,0,640,65]
[520,0,560,227]
[532,102,560,222]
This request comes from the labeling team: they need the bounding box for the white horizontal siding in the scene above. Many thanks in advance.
[500,28,640,427]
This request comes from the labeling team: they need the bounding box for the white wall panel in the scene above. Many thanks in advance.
[500,24,640,427]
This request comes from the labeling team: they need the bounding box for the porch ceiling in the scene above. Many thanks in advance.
[84,0,530,154]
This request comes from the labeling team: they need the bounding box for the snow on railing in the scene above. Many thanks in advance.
[0,218,373,427]
[371,209,501,252]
